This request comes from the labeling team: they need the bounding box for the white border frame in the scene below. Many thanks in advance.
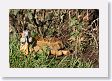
[0,0,108,77]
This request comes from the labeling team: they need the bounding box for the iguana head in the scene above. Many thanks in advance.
[20,29,32,55]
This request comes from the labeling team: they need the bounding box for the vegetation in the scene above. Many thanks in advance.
[9,9,99,68]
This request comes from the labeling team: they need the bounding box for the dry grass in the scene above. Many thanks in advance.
[9,9,99,68]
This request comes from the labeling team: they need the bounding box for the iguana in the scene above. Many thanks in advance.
[20,30,70,56]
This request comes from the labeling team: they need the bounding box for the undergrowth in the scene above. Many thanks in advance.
[9,9,99,68]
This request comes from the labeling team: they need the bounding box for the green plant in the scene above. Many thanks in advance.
[9,9,99,68]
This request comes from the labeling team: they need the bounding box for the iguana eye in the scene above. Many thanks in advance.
[22,42,25,44]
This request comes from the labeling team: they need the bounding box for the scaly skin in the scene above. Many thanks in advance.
[20,36,70,56]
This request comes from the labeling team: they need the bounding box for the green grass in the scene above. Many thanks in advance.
[9,33,93,68]
[9,9,99,68]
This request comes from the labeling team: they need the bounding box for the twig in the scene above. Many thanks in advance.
[88,18,99,28]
